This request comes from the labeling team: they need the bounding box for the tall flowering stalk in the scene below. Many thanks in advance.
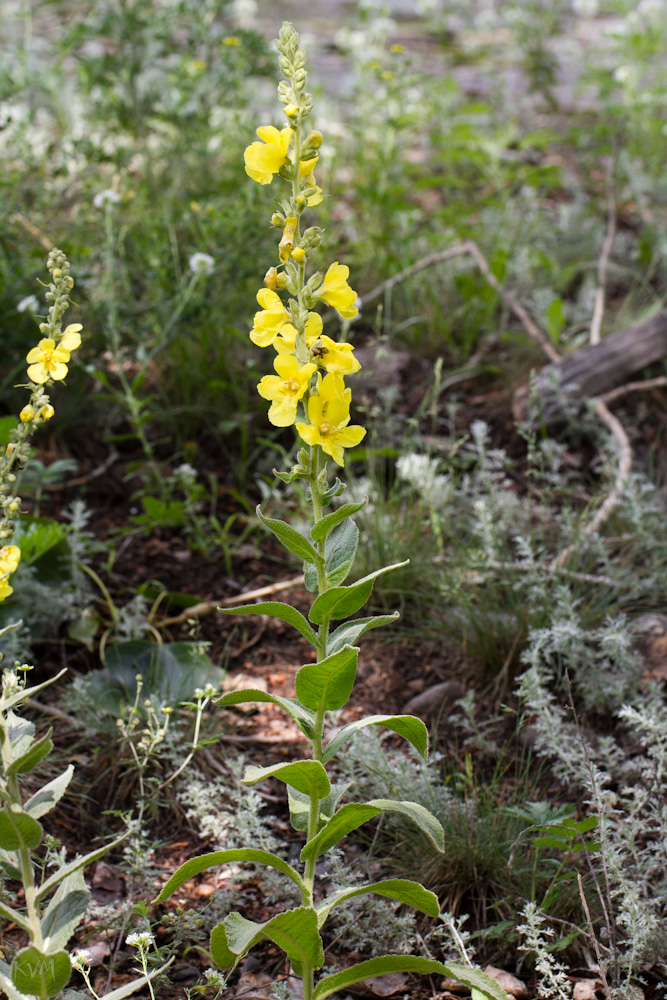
[0,249,82,604]
[157,24,509,1000]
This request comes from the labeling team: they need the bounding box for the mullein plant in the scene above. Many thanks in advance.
[156,24,509,1000]
[0,253,167,1000]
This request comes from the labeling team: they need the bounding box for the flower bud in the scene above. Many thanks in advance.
[304,130,323,149]
[284,103,299,118]
[291,246,306,264]
[271,212,286,228]
[264,267,279,290]
[276,271,289,289]
[19,405,34,423]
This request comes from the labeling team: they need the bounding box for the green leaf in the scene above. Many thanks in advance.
[219,602,317,646]
[0,898,30,933]
[216,689,315,739]
[0,669,67,714]
[0,847,21,880]
[0,958,32,1000]
[2,711,35,760]
[12,518,68,567]
[40,869,90,952]
[448,964,514,1000]
[313,959,512,1000]
[35,830,129,903]
[316,879,440,927]
[24,766,74,819]
[328,613,400,653]
[154,849,306,904]
[211,907,324,975]
[303,558,319,593]
[311,501,367,542]
[323,519,359,587]
[287,782,350,834]
[256,506,321,564]
[295,645,358,712]
[309,562,409,624]
[7,730,53,776]
[82,960,174,1000]
[323,715,429,765]
[243,760,331,799]
[0,807,43,851]
[301,799,444,861]
[11,946,71,998]
[545,297,566,343]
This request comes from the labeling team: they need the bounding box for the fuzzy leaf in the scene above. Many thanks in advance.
[219,602,317,646]
[303,559,319,593]
[0,669,67,714]
[287,782,350,834]
[40,869,90,952]
[312,958,512,1000]
[0,808,43,851]
[0,898,30,932]
[11,946,71,998]
[256,506,321,564]
[301,799,444,861]
[316,879,440,927]
[323,714,429,764]
[211,907,324,974]
[323,519,359,587]
[35,831,128,903]
[0,847,21,880]
[7,730,53,777]
[311,501,367,542]
[309,562,409,624]
[154,849,306,904]
[89,960,173,1000]
[24,766,74,819]
[327,613,400,653]
[243,760,331,799]
[0,959,31,1000]
[216,689,315,738]
[295,645,358,712]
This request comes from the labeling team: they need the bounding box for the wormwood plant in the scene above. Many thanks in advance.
[156,24,510,1000]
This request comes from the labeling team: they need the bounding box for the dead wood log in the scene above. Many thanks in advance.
[513,311,667,424]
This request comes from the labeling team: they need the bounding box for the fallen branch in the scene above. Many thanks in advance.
[358,238,561,363]
[159,574,305,627]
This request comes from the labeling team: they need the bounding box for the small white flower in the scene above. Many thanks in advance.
[231,0,257,28]
[126,931,154,949]
[571,0,598,15]
[189,252,215,276]
[93,189,122,209]
[16,295,40,314]
[70,949,91,970]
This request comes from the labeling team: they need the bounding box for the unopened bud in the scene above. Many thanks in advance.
[264,267,279,290]
[271,212,286,228]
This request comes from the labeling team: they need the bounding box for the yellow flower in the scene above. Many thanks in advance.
[311,335,361,375]
[244,126,292,185]
[296,373,366,466]
[291,246,306,264]
[279,216,298,264]
[316,262,359,319]
[275,312,323,353]
[25,324,82,384]
[20,404,34,423]
[26,339,71,384]
[0,545,20,603]
[222,36,241,46]
[61,324,83,352]
[257,355,317,427]
[299,155,319,177]
[0,546,20,575]
[250,289,292,347]
[37,403,55,421]
[284,104,299,118]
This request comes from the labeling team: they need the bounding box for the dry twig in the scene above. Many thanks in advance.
[159,574,305,627]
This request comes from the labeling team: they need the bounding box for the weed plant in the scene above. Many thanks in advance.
[155,24,512,1000]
